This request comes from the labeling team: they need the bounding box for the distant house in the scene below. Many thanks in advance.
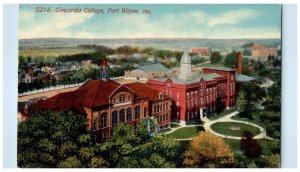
[191,47,212,56]
[41,65,54,74]
[107,54,126,59]
[251,44,277,60]
[19,67,34,84]
[125,63,170,81]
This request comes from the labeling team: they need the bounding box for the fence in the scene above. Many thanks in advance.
[18,76,125,97]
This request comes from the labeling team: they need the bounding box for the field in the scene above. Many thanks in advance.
[19,47,95,57]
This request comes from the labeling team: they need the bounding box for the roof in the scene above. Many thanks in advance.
[125,83,163,101]
[203,67,236,72]
[236,74,256,82]
[138,63,169,73]
[100,56,109,67]
[180,50,191,64]
[151,72,222,84]
[28,79,121,115]
[27,79,168,116]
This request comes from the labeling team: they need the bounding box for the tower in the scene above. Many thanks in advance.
[99,56,110,81]
[178,48,192,80]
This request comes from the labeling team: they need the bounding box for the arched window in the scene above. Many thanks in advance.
[119,109,125,123]
[101,113,107,128]
[127,108,132,122]
[112,110,118,125]
[93,117,97,130]
[135,105,140,119]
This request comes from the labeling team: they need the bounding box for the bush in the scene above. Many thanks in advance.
[240,131,262,158]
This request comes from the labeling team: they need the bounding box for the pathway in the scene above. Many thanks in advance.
[164,111,273,141]
[203,111,273,140]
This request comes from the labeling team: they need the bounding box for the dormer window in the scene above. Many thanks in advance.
[159,92,164,99]
[119,94,125,102]
[128,95,131,101]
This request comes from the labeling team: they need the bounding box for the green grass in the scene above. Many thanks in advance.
[210,122,261,137]
[208,109,235,120]
[167,126,204,139]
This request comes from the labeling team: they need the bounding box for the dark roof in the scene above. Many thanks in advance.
[138,63,169,73]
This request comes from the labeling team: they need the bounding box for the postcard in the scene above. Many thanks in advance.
[17,4,281,168]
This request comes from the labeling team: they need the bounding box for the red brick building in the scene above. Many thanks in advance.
[147,50,236,125]
[26,57,172,141]
[191,47,212,56]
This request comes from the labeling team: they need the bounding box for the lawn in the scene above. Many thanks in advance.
[167,126,204,139]
[210,122,260,137]
[208,109,235,120]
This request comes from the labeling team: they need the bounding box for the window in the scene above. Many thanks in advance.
[135,106,140,119]
[206,89,209,94]
[126,108,132,122]
[176,102,179,106]
[128,95,131,101]
[159,92,164,99]
[119,109,125,123]
[119,94,125,102]
[144,107,147,117]
[101,113,107,128]
[200,89,203,96]
[93,118,97,130]
[177,93,179,99]
[113,98,116,103]
[112,111,118,125]
[160,104,162,111]
[166,103,168,110]
[200,98,203,105]
[231,75,234,80]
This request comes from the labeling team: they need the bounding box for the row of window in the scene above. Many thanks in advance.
[153,103,168,113]
[113,94,131,104]
[93,106,147,130]
[157,114,168,123]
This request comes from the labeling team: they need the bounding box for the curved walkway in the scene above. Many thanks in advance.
[203,111,273,140]
[162,124,203,135]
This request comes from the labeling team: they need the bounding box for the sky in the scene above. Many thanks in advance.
[19,4,281,39]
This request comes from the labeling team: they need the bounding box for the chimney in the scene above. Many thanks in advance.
[237,52,242,75]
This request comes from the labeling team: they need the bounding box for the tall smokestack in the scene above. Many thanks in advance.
[237,52,242,75]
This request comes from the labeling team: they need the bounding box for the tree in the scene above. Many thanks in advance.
[98,124,181,168]
[240,131,262,158]
[210,51,222,64]
[183,132,236,168]
[17,111,107,168]
[224,51,238,68]
[236,82,266,118]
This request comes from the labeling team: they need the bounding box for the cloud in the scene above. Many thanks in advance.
[19,7,279,39]
[19,11,94,39]
[208,9,258,27]
[19,10,34,21]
